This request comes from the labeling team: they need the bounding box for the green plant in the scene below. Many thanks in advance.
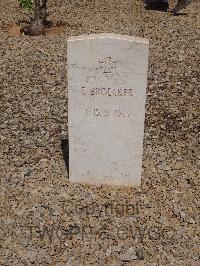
[18,0,33,10]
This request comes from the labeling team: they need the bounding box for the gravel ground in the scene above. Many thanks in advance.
[0,0,199,265]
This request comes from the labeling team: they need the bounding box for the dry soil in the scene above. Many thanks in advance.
[0,0,199,265]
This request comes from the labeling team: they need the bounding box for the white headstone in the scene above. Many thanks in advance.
[68,33,149,187]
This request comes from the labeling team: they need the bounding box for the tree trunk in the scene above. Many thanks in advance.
[28,0,47,36]
[34,0,41,21]
[41,0,48,25]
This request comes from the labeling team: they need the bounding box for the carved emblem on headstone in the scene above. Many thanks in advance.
[99,57,117,74]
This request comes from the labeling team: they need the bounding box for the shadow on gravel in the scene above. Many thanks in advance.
[171,12,188,16]
[144,6,188,16]
[61,138,69,172]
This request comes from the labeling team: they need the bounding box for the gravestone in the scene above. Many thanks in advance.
[68,33,149,186]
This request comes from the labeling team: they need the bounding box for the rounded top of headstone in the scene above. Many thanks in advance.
[68,33,149,45]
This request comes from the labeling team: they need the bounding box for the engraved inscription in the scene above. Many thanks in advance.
[85,108,132,119]
[81,86,134,97]
[99,57,117,74]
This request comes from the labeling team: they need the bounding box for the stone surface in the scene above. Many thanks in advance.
[68,33,149,186]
